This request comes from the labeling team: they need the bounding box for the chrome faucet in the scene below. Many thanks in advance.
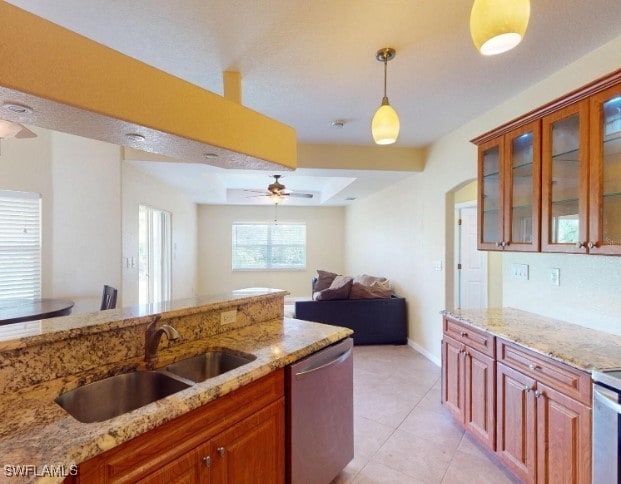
[145,315,180,362]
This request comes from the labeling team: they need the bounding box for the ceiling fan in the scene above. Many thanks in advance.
[245,175,313,201]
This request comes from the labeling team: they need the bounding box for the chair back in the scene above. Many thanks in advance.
[100,285,118,310]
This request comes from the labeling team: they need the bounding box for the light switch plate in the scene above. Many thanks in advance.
[550,268,560,286]
[433,260,443,271]
[511,263,529,280]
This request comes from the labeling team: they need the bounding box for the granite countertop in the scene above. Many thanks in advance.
[0,317,352,483]
[0,288,289,351]
[442,307,621,371]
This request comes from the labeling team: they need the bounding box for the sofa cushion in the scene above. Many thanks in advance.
[314,270,339,292]
[353,274,388,286]
[313,275,353,301]
[350,281,392,299]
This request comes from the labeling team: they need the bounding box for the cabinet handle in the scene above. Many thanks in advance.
[528,364,540,371]
[524,386,531,393]
[496,241,503,248]
[534,390,543,398]
[460,331,467,337]
[202,456,211,467]
[576,242,585,249]
[217,447,226,457]
[588,241,598,249]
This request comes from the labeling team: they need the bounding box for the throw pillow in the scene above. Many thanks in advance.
[350,281,392,299]
[353,274,388,286]
[314,269,338,292]
[314,275,353,301]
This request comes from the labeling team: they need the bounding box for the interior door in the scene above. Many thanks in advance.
[458,206,486,309]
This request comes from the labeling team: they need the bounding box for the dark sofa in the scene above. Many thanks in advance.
[294,295,407,345]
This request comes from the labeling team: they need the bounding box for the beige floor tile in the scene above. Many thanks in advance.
[398,405,464,449]
[331,454,370,484]
[354,392,418,428]
[354,415,395,458]
[441,435,520,484]
[352,461,426,484]
[371,429,457,483]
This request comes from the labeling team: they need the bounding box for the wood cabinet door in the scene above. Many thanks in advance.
[541,100,590,253]
[464,347,495,451]
[478,137,505,250]
[136,442,211,484]
[588,82,621,255]
[503,120,541,252]
[442,336,465,422]
[211,398,284,484]
[535,383,591,484]
[496,362,537,483]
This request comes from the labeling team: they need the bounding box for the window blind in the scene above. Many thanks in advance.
[232,223,306,270]
[0,190,41,300]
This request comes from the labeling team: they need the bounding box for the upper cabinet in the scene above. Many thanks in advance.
[478,120,541,252]
[589,85,621,255]
[473,69,621,255]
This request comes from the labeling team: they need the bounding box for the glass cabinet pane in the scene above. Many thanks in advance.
[481,145,501,244]
[550,115,580,244]
[510,132,534,243]
[602,95,621,245]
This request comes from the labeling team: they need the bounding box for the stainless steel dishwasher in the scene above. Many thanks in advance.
[592,369,621,483]
[286,337,354,484]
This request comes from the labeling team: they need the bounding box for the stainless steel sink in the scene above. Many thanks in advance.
[55,371,191,423]
[165,349,256,383]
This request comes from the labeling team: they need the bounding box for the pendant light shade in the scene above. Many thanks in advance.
[470,0,530,56]
[372,48,399,145]
[0,119,23,138]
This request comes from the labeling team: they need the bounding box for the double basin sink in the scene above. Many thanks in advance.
[55,349,256,423]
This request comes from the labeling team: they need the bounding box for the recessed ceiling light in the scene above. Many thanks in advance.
[126,133,145,142]
[203,153,219,159]
[331,120,345,128]
[4,103,33,115]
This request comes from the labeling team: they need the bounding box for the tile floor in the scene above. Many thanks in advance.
[332,345,519,484]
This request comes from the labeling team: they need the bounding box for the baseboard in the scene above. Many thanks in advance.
[408,339,441,367]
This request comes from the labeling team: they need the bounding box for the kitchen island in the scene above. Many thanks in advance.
[0,289,352,483]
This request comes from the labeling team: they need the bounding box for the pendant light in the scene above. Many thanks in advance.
[372,48,399,145]
[470,0,530,56]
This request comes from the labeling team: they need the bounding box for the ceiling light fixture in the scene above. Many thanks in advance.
[3,103,34,115]
[470,0,530,56]
[371,47,399,145]
[0,120,24,138]
[331,120,345,128]
[125,133,145,142]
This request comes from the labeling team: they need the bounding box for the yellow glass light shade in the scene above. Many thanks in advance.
[372,101,400,145]
[0,120,22,138]
[470,0,530,56]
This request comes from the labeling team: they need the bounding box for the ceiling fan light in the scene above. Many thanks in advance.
[372,101,400,145]
[470,0,530,56]
[0,119,23,138]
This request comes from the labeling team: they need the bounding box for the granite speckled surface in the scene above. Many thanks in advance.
[442,307,621,371]
[0,317,352,483]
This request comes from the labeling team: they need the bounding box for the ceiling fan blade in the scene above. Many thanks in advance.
[243,189,270,194]
[287,192,313,199]
[15,125,37,139]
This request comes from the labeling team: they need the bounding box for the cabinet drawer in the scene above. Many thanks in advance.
[443,317,494,357]
[497,339,591,405]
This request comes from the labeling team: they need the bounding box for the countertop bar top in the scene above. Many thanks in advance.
[0,316,352,483]
[0,288,287,351]
[442,307,621,371]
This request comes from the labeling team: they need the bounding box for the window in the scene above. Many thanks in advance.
[0,190,41,300]
[232,223,306,270]
[139,205,172,304]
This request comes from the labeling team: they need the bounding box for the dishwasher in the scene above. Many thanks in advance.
[286,337,354,484]
[592,369,621,483]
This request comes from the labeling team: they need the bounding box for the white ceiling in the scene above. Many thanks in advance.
[7,0,621,205]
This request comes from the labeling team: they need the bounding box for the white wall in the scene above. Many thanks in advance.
[50,132,122,308]
[346,33,621,360]
[197,205,345,297]
[122,164,198,306]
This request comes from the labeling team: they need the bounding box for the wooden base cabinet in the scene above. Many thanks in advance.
[496,340,592,484]
[71,370,285,484]
[442,334,495,451]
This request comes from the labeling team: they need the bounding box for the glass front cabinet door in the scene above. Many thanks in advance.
[541,101,589,253]
[477,121,540,251]
[589,84,621,255]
